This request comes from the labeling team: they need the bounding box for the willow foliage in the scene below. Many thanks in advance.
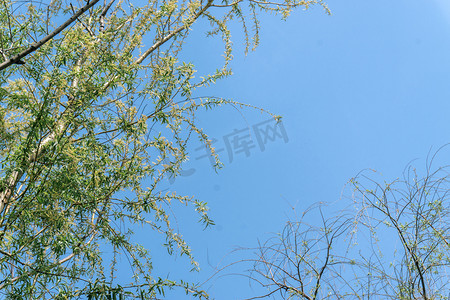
[0,0,328,298]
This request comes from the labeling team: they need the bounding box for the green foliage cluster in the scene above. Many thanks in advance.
[0,0,327,298]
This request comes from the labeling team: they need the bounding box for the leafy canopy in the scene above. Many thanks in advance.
[0,0,328,298]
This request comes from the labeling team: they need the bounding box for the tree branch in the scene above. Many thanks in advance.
[0,0,101,71]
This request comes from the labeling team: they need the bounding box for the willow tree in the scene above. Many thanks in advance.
[0,0,329,298]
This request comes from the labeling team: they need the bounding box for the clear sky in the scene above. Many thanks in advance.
[127,0,450,298]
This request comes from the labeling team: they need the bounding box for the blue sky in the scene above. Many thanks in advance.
[131,0,450,298]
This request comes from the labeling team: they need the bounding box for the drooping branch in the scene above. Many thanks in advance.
[135,0,214,65]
